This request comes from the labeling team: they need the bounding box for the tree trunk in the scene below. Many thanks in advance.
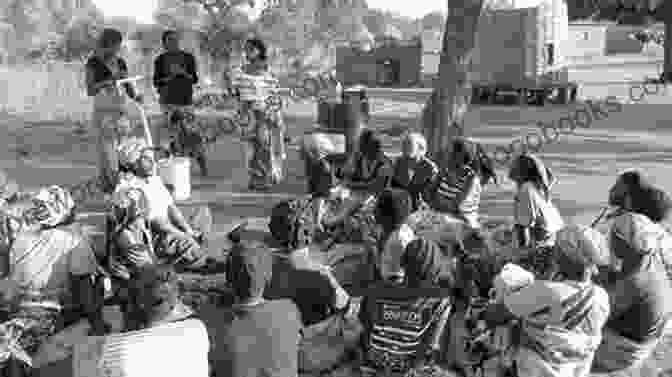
[664,18,671,82]
[421,0,485,161]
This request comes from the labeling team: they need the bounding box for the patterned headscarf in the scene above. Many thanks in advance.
[555,224,611,267]
[117,137,149,170]
[611,212,672,256]
[25,185,75,228]
[109,187,149,232]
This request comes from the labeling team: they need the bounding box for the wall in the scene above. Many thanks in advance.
[336,45,421,87]
[605,23,664,55]
[565,23,608,58]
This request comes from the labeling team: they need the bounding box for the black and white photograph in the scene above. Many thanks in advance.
[0,0,671,376]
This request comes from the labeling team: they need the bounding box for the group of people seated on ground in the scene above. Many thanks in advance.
[0,113,670,377]
[298,122,672,377]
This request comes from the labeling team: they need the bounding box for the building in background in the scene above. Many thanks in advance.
[335,41,422,87]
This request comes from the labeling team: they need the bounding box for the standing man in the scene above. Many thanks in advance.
[153,30,199,148]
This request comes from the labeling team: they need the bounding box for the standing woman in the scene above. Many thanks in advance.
[85,28,142,194]
[231,37,286,191]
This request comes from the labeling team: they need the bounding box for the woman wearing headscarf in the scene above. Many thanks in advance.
[323,129,393,236]
[481,225,611,377]
[358,237,454,377]
[424,137,497,229]
[105,187,156,319]
[0,186,107,375]
[115,137,216,274]
[375,188,417,283]
[85,28,142,193]
[508,153,564,249]
[591,211,672,373]
[391,132,439,211]
[206,242,302,377]
[231,37,286,191]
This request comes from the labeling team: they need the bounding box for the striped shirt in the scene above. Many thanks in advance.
[434,167,482,227]
[230,67,279,105]
[360,287,451,373]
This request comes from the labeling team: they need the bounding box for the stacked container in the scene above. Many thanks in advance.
[420,0,568,86]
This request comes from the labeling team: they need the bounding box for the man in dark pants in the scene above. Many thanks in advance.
[152,30,199,149]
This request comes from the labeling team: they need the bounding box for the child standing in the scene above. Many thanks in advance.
[508,153,564,248]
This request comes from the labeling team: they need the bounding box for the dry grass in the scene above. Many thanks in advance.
[0,62,93,125]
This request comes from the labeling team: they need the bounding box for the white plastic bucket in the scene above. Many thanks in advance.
[158,157,191,201]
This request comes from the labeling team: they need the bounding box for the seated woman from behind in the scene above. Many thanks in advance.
[0,186,107,374]
[482,225,611,377]
[424,137,496,229]
[207,242,302,377]
[591,211,672,373]
[391,132,438,211]
[358,237,454,377]
[375,188,417,283]
[106,188,157,314]
[509,153,564,249]
[266,197,350,326]
[115,138,216,273]
[33,264,207,377]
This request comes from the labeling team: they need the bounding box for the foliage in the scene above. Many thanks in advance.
[0,0,102,61]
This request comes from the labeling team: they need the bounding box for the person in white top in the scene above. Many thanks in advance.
[115,138,213,272]
[509,153,564,249]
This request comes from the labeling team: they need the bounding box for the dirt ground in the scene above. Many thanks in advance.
[2,60,672,375]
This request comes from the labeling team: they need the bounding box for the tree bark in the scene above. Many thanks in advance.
[664,18,671,82]
[421,0,485,161]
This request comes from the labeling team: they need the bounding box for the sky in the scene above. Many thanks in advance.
[91,0,443,24]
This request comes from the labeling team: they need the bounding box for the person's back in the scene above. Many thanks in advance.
[211,299,302,377]
[9,223,98,307]
[265,251,342,326]
[605,254,672,343]
[359,281,450,375]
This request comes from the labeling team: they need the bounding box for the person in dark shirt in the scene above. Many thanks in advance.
[206,241,302,377]
[153,30,199,148]
[85,28,141,193]
[358,237,453,377]
[324,129,393,230]
[266,198,350,326]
